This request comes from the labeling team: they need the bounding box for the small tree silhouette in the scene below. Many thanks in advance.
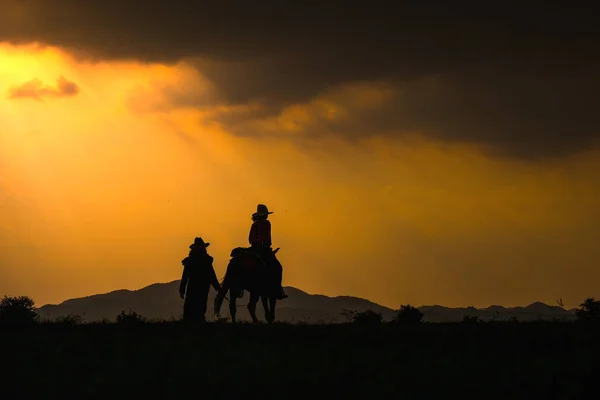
[575,298,600,321]
[341,308,357,323]
[0,295,39,326]
[394,304,424,324]
[351,310,383,325]
[116,309,146,325]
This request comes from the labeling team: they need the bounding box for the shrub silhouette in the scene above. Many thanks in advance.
[575,298,600,321]
[341,308,358,322]
[0,295,39,326]
[351,310,383,325]
[54,314,83,326]
[116,309,146,324]
[394,304,424,324]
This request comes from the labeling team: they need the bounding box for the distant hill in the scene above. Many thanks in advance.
[418,302,576,322]
[37,281,577,323]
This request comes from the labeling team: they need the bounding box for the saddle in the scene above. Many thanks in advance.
[230,246,280,259]
[229,247,266,267]
[229,247,250,258]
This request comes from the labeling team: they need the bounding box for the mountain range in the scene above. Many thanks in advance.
[37,280,577,323]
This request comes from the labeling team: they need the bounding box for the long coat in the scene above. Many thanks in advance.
[180,250,220,322]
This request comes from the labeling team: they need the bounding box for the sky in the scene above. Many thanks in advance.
[0,1,599,309]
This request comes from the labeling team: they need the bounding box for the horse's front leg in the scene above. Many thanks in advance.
[229,289,237,323]
[248,292,260,323]
[268,297,277,324]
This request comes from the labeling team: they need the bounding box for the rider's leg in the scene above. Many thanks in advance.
[272,255,287,300]
[255,245,287,300]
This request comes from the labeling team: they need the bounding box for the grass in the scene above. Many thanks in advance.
[1,320,599,399]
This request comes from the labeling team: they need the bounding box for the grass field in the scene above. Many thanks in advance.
[2,320,599,399]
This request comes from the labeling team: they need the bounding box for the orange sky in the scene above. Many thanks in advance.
[1,42,599,310]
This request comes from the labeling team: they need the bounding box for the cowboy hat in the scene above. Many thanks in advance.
[189,237,210,249]
[254,204,273,216]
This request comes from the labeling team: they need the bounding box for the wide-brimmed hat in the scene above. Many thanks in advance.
[189,237,210,249]
[254,204,273,217]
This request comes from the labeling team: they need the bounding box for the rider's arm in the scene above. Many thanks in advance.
[249,221,257,245]
[263,220,272,246]
[248,221,262,246]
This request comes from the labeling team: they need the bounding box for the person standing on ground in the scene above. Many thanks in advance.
[179,237,221,322]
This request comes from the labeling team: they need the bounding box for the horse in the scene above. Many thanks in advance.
[213,247,282,324]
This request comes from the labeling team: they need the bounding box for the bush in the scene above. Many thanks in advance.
[394,304,424,324]
[341,308,357,322]
[351,310,383,325]
[340,309,383,325]
[575,298,600,321]
[116,309,146,325]
[0,295,39,326]
[54,314,83,326]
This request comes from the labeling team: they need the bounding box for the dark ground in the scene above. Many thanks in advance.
[1,321,599,399]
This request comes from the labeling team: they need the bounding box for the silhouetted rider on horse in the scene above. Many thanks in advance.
[249,204,288,300]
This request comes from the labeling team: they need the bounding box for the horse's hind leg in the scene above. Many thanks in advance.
[261,296,271,324]
[248,292,260,323]
[229,289,237,323]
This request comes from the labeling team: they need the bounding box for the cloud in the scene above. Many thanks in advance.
[1,43,600,308]
[0,1,599,157]
[8,76,80,100]
[205,77,600,160]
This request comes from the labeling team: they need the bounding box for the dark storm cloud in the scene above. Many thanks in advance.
[1,0,599,157]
